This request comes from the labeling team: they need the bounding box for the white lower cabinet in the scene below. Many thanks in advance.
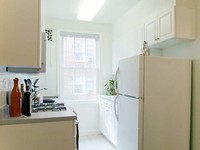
[99,95,117,146]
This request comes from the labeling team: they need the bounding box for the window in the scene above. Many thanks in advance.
[59,32,99,101]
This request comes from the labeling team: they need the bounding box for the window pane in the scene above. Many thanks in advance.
[86,39,96,63]
[61,33,98,100]
[63,37,74,67]
[74,38,85,62]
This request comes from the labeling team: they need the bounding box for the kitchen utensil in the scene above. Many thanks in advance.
[27,79,32,91]
[24,79,28,86]
[33,78,39,88]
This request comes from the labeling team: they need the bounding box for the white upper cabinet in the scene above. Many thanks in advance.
[0,0,43,68]
[144,17,158,46]
[144,5,196,48]
[145,8,174,46]
[158,9,174,41]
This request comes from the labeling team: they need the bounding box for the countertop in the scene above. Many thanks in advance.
[98,95,117,101]
[0,104,77,125]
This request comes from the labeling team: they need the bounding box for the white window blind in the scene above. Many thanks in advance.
[59,32,99,100]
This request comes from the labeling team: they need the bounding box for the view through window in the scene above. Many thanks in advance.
[60,32,99,100]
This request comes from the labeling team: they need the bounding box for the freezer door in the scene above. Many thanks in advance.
[117,95,143,150]
[118,55,144,98]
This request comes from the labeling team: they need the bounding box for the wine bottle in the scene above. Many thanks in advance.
[24,86,31,116]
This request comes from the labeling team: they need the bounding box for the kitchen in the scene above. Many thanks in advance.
[0,0,199,150]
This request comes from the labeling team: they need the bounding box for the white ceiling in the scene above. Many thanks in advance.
[42,0,140,24]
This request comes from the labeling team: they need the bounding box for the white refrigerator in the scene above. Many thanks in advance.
[114,54,191,150]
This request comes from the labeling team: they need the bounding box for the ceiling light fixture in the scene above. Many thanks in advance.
[77,0,106,21]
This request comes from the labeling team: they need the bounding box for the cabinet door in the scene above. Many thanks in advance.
[99,97,117,146]
[0,121,76,150]
[144,17,157,46]
[110,108,117,146]
[158,8,174,42]
[99,100,107,135]
[0,0,41,67]
[105,107,112,139]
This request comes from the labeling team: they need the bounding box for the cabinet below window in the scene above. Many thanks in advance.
[98,95,117,146]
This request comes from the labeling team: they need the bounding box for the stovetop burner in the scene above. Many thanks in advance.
[32,103,67,113]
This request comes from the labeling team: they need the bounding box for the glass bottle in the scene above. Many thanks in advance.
[21,84,25,115]
[10,78,21,117]
[24,86,31,116]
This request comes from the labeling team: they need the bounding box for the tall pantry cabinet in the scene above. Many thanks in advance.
[0,0,43,68]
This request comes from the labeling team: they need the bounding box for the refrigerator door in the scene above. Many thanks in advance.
[117,95,143,150]
[118,55,144,98]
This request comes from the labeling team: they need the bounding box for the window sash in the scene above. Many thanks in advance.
[59,32,99,100]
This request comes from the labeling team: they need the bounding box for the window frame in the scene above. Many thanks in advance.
[57,31,100,101]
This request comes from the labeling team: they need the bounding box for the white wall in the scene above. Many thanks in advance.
[69,101,100,135]
[111,0,199,149]
[42,17,112,135]
[43,17,112,96]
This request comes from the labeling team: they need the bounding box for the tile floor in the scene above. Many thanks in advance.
[79,134,116,150]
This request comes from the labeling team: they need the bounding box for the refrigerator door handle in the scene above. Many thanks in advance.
[114,94,119,121]
[114,67,119,94]
[124,94,142,100]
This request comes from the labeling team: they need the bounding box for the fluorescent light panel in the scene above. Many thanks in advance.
[77,0,106,21]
